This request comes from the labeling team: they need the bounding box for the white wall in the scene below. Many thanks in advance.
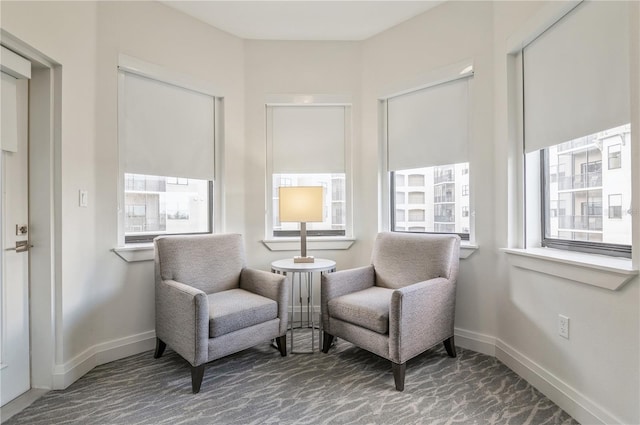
[1,0,245,385]
[243,40,364,274]
[1,1,638,423]
[492,2,639,424]
[361,0,498,347]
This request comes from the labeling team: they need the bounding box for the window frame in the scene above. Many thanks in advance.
[608,144,622,169]
[389,171,470,241]
[264,96,353,241]
[378,59,475,245]
[117,55,223,246]
[539,146,631,258]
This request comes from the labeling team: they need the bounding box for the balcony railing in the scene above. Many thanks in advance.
[434,173,454,184]
[125,216,166,233]
[557,171,602,190]
[556,138,596,152]
[434,195,455,203]
[434,215,455,223]
[557,215,602,231]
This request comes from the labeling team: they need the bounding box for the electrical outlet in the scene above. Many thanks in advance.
[558,314,570,339]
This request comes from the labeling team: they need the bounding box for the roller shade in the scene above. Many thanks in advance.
[270,105,345,174]
[387,77,470,171]
[119,70,215,180]
[523,0,630,153]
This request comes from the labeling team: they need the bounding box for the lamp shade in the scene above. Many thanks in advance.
[279,186,323,223]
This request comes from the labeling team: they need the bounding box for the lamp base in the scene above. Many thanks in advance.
[293,256,315,263]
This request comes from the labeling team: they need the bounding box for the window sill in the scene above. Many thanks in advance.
[113,244,154,262]
[460,242,478,259]
[262,237,355,252]
[501,247,637,290]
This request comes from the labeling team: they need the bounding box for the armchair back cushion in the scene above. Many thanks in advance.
[371,232,459,289]
[155,233,246,294]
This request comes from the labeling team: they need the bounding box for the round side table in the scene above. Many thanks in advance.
[271,258,336,353]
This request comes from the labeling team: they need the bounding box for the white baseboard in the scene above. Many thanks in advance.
[453,328,622,425]
[454,327,496,356]
[495,339,620,425]
[52,330,155,390]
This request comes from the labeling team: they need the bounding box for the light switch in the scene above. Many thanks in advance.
[79,190,88,207]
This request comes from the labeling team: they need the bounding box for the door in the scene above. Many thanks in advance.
[1,68,31,406]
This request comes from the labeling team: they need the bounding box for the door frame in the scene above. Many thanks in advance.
[1,29,61,390]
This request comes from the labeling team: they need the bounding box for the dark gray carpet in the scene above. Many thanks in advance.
[4,332,578,424]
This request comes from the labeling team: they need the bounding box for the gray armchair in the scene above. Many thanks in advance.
[321,232,460,391]
[154,234,289,393]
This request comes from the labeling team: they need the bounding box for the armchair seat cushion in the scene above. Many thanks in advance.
[328,287,393,334]
[208,289,278,338]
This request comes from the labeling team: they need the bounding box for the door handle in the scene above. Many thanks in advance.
[4,240,31,253]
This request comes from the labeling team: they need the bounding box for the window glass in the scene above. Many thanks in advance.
[391,163,469,239]
[272,173,346,237]
[608,194,622,219]
[608,144,621,169]
[124,173,210,241]
[543,124,631,249]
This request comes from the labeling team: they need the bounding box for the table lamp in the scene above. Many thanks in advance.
[279,186,323,263]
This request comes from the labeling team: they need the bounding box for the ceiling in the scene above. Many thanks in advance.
[160,1,443,41]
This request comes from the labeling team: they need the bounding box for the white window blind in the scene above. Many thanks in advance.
[523,0,630,153]
[387,77,470,171]
[118,70,215,180]
[269,106,345,174]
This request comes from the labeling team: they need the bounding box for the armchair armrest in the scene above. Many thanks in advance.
[155,279,209,366]
[240,268,289,336]
[389,277,456,364]
[321,265,376,332]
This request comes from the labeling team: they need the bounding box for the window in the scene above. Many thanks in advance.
[408,209,425,222]
[408,191,425,204]
[408,174,425,186]
[523,1,631,257]
[391,164,469,239]
[608,194,622,219]
[123,174,210,239]
[267,104,350,238]
[395,192,405,204]
[272,174,345,236]
[385,64,472,240]
[118,65,216,244]
[608,144,621,169]
[462,185,469,196]
[540,126,630,253]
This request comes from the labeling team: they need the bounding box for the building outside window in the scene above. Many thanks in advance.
[391,163,469,239]
[543,124,631,250]
[272,173,346,236]
[124,174,210,238]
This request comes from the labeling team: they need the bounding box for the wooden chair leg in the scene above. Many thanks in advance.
[191,364,205,393]
[443,336,457,358]
[322,332,334,353]
[392,362,406,391]
[154,338,166,359]
[276,335,287,356]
